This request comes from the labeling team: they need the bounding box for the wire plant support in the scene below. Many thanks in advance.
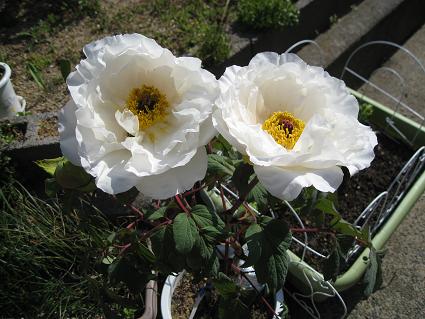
[274,39,425,319]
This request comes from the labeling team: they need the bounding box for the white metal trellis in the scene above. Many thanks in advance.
[279,39,425,318]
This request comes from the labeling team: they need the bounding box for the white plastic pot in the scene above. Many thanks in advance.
[161,271,285,319]
[0,62,25,119]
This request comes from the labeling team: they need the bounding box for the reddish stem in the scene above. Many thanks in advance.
[182,183,208,197]
[175,195,190,213]
[216,248,280,318]
[140,220,172,242]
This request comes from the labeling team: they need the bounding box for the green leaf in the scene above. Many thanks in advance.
[247,182,268,211]
[213,272,239,298]
[35,157,65,176]
[135,243,156,264]
[218,295,249,319]
[336,234,355,258]
[45,177,60,197]
[191,204,225,230]
[26,62,46,89]
[231,162,253,194]
[58,59,71,81]
[207,154,235,178]
[146,207,166,221]
[322,247,340,281]
[173,213,198,254]
[200,225,223,242]
[332,219,367,241]
[243,223,263,267]
[363,247,386,296]
[200,189,218,213]
[315,197,340,218]
[245,219,292,291]
[108,257,153,293]
[150,225,185,273]
[55,160,93,190]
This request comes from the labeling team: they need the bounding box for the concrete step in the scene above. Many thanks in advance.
[357,24,425,123]
[296,0,425,84]
[210,0,364,76]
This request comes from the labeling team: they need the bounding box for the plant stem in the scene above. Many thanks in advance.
[225,176,259,216]
[140,220,172,241]
[175,195,190,214]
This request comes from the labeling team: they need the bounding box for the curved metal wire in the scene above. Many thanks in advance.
[284,261,348,319]
[340,40,425,145]
[284,39,325,67]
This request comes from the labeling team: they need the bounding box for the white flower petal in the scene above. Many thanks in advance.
[136,147,208,199]
[215,52,376,199]
[254,165,344,201]
[60,34,217,196]
[92,149,140,194]
[115,109,139,136]
[58,100,81,166]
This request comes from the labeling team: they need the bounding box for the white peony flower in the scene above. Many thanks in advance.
[59,34,218,199]
[213,52,377,201]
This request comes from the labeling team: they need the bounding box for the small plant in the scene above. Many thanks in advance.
[359,102,374,124]
[198,24,231,67]
[237,0,299,30]
[0,178,149,318]
[26,62,46,90]
[329,14,338,25]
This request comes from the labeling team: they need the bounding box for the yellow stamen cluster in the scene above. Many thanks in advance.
[262,111,305,150]
[126,85,169,130]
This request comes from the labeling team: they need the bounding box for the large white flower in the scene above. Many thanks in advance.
[213,52,377,201]
[59,34,218,199]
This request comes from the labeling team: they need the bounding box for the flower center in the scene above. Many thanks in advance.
[262,112,305,149]
[126,85,169,130]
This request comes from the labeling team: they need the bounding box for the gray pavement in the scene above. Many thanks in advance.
[358,24,425,122]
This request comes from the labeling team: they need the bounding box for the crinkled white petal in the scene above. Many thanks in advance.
[254,165,344,201]
[136,147,208,199]
[214,51,376,200]
[91,149,141,194]
[60,34,218,197]
[115,109,139,136]
[58,100,82,166]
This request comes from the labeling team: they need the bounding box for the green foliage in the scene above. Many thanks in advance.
[198,24,230,67]
[207,154,236,180]
[359,102,374,124]
[213,273,250,319]
[36,157,96,197]
[232,162,254,194]
[0,122,19,145]
[174,212,198,254]
[244,217,292,292]
[58,58,72,82]
[363,247,386,296]
[0,181,111,318]
[322,245,340,282]
[237,0,299,30]
[143,0,230,66]
[26,62,46,90]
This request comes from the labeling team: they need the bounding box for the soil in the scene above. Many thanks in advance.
[37,116,58,138]
[337,130,413,224]
[171,273,208,319]
[0,1,238,115]
[286,125,415,273]
[171,272,273,319]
